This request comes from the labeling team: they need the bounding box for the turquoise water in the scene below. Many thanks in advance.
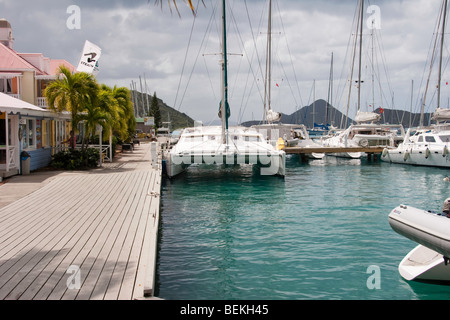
[156,156,450,300]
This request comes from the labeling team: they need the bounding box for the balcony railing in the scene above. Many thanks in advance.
[37,97,48,108]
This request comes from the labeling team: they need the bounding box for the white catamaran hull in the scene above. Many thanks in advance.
[164,126,286,178]
[165,152,286,177]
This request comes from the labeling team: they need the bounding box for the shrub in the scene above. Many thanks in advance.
[51,148,100,170]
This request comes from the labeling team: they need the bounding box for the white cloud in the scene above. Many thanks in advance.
[3,0,450,122]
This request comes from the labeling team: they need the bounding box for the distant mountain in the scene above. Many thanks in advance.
[240,99,435,129]
[241,99,354,128]
[131,90,195,130]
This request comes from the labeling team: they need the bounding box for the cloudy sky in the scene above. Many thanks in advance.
[1,0,449,124]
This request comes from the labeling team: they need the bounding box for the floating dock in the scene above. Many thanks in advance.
[0,142,162,300]
[283,146,385,160]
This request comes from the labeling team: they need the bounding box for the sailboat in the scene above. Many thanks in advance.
[321,0,404,158]
[164,0,286,178]
[252,0,283,140]
[381,0,450,167]
[249,0,325,158]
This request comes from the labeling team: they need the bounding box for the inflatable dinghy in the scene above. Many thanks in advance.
[389,204,450,281]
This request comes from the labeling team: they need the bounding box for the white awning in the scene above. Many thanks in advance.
[0,92,48,116]
[36,75,57,80]
[0,73,22,79]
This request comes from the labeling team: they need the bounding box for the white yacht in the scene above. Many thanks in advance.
[381,125,450,167]
[321,123,403,158]
[381,0,450,168]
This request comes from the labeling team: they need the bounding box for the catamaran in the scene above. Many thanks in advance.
[164,0,286,178]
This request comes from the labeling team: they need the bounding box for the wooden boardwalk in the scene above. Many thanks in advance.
[0,143,161,300]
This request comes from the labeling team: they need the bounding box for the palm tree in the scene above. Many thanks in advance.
[44,65,99,133]
[79,86,117,149]
[110,86,136,141]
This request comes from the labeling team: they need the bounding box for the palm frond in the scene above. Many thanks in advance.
[151,0,204,17]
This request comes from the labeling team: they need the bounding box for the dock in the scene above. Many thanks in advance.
[284,146,385,159]
[0,142,162,300]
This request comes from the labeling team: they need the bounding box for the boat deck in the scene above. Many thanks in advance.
[0,142,161,300]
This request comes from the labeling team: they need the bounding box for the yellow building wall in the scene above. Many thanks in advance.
[21,71,36,105]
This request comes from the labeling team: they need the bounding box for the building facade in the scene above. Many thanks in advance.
[0,19,73,178]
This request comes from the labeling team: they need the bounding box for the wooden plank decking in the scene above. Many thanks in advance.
[0,142,162,300]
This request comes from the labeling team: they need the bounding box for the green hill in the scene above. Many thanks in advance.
[131,90,194,130]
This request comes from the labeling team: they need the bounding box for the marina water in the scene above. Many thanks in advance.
[156,155,450,300]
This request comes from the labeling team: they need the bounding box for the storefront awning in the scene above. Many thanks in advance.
[0,92,48,116]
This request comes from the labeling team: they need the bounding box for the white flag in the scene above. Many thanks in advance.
[77,40,101,74]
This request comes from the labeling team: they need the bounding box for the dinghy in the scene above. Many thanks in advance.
[398,244,450,282]
[389,203,450,282]
[389,204,450,258]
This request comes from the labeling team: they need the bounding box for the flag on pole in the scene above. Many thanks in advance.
[76,40,102,74]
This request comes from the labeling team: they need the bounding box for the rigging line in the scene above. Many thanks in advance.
[176,0,219,112]
[411,11,442,117]
[421,0,446,123]
[236,0,259,124]
[226,3,245,102]
[341,0,361,128]
[274,0,304,109]
[173,0,200,111]
[363,29,390,112]
[235,0,267,123]
[373,27,400,120]
[237,0,257,124]
[276,52,298,108]
[332,1,359,127]
[203,53,218,103]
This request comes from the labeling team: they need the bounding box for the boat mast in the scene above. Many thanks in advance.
[220,0,229,144]
[342,0,363,129]
[410,80,413,129]
[438,0,448,110]
[313,79,316,128]
[326,52,333,126]
[263,0,273,123]
[357,0,364,113]
[421,0,448,126]
[371,18,375,112]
